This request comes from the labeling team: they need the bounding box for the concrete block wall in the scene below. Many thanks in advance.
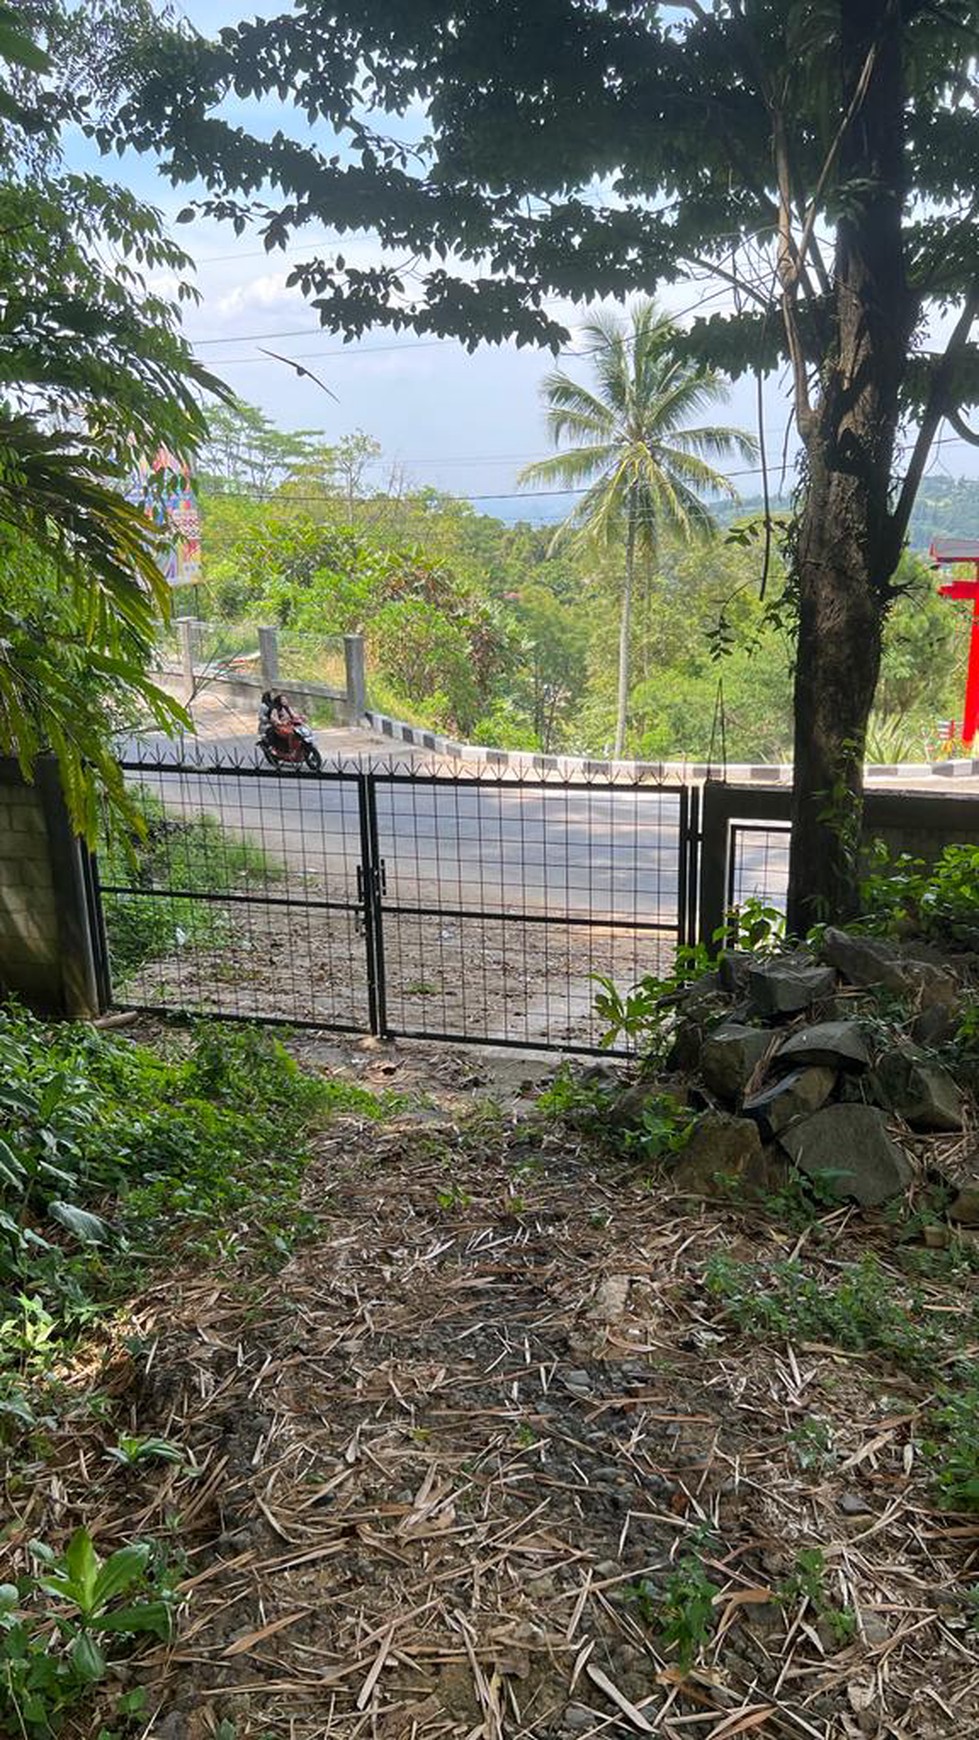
[0,760,101,1017]
[0,770,61,1008]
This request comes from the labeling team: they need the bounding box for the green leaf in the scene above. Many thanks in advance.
[95,1600,172,1639]
[48,1201,108,1244]
[90,1543,151,1612]
[64,1527,100,1613]
[70,1629,106,1682]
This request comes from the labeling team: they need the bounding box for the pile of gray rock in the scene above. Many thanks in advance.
[612,927,978,1213]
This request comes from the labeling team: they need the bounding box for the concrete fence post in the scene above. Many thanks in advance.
[258,625,280,691]
[344,634,367,722]
[176,616,199,701]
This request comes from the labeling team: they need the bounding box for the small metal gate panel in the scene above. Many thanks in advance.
[96,749,699,1055]
[369,772,697,1051]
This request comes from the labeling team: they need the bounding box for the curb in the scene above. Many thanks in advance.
[363,711,979,783]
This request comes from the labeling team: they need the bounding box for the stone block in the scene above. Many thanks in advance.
[872,1048,964,1132]
[747,958,837,1018]
[701,1023,775,1102]
[776,1020,870,1072]
[779,1104,912,1207]
[743,1065,836,1139]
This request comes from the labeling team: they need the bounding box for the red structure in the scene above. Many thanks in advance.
[931,537,979,747]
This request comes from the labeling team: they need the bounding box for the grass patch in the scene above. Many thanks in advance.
[703,1247,979,1514]
[0,1007,401,1404]
[100,787,282,980]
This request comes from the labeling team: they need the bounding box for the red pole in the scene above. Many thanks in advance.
[964,561,979,746]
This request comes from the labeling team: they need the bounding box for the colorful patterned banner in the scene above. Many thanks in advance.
[129,446,201,587]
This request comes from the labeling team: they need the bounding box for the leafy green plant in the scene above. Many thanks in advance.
[0,1529,172,1736]
[860,839,979,948]
[703,1251,944,1377]
[435,1183,471,1211]
[777,1548,855,1648]
[779,1546,828,1609]
[923,1387,979,1511]
[622,1092,694,1161]
[105,1436,187,1470]
[787,1417,836,1473]
[660,1554,718,1671]
[722,895,786,953]
[536,1063,616,1123]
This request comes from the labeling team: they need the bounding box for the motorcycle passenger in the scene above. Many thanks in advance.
[270,693,300,749]
[258,690,274,742]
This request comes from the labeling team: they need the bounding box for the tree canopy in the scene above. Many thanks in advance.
[0,2,222,832]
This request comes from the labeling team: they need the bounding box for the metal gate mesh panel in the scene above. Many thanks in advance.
[97,749,696,1054]
[99,757,370,1032]
[370,774,687,1050]
[728,821,791,914]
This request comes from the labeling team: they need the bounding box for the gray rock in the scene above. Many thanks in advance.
[701,1023,774,1101]
[949,1186,979,1227]
[666,1015,707,1074]
[873,1047,964,1132]
[910,1002,960,1048]
[747,958,837,1019]
[838,1491,873,1516]
[563,1704,598,1733]
[821,927,961,1010]
[779,1104,912,1207]
[776,1020,870,1072]
[742,1065,836,1139]
[565,1368,593,1392]
[821,927,907,989]
[670,1111,769,1197]
[608,1079,669,1131]
[718,950,755,995]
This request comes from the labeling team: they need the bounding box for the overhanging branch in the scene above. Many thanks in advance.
[891,285,979,555]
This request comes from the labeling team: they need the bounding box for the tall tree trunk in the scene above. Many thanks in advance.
[613,489,637,757]
[786,0,912,934]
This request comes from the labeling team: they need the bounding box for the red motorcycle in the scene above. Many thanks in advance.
[258,704,323,772]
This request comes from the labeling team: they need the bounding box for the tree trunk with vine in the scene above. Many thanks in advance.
[786,0,912,934]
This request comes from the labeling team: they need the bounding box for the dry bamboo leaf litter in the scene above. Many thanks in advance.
[7,1039,979,1738]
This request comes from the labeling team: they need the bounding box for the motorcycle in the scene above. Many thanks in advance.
[257,711,323,772]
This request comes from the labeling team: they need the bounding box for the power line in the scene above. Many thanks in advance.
[200,429,979,510]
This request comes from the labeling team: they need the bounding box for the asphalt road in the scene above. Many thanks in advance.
[116,731,691,928]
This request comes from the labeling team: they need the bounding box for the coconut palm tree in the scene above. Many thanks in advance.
[519,302,756,757]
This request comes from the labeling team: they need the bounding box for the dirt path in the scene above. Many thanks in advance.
[29,1041,972,1740]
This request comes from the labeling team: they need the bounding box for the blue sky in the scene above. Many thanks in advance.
[64,2,976,508]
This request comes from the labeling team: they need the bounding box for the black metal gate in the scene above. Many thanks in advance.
[96,750,699,1055]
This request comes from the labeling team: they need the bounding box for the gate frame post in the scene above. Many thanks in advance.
[356,770,389,1038]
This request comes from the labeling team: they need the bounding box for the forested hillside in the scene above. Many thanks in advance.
[720,479,979,557]
[196,403,974,762]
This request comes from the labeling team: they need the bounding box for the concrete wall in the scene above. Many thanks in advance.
[0,760,101,1018]
[699,781,979,942]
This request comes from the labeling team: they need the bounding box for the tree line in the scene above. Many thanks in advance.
[196,397,963,768]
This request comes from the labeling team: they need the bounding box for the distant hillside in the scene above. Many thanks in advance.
[706,476,979,554]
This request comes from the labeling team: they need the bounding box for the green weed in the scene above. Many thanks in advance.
[787,1417,836,1473]
[100,787,283,980]
[703,1251,944,1377]
[0,1527,173,1737]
